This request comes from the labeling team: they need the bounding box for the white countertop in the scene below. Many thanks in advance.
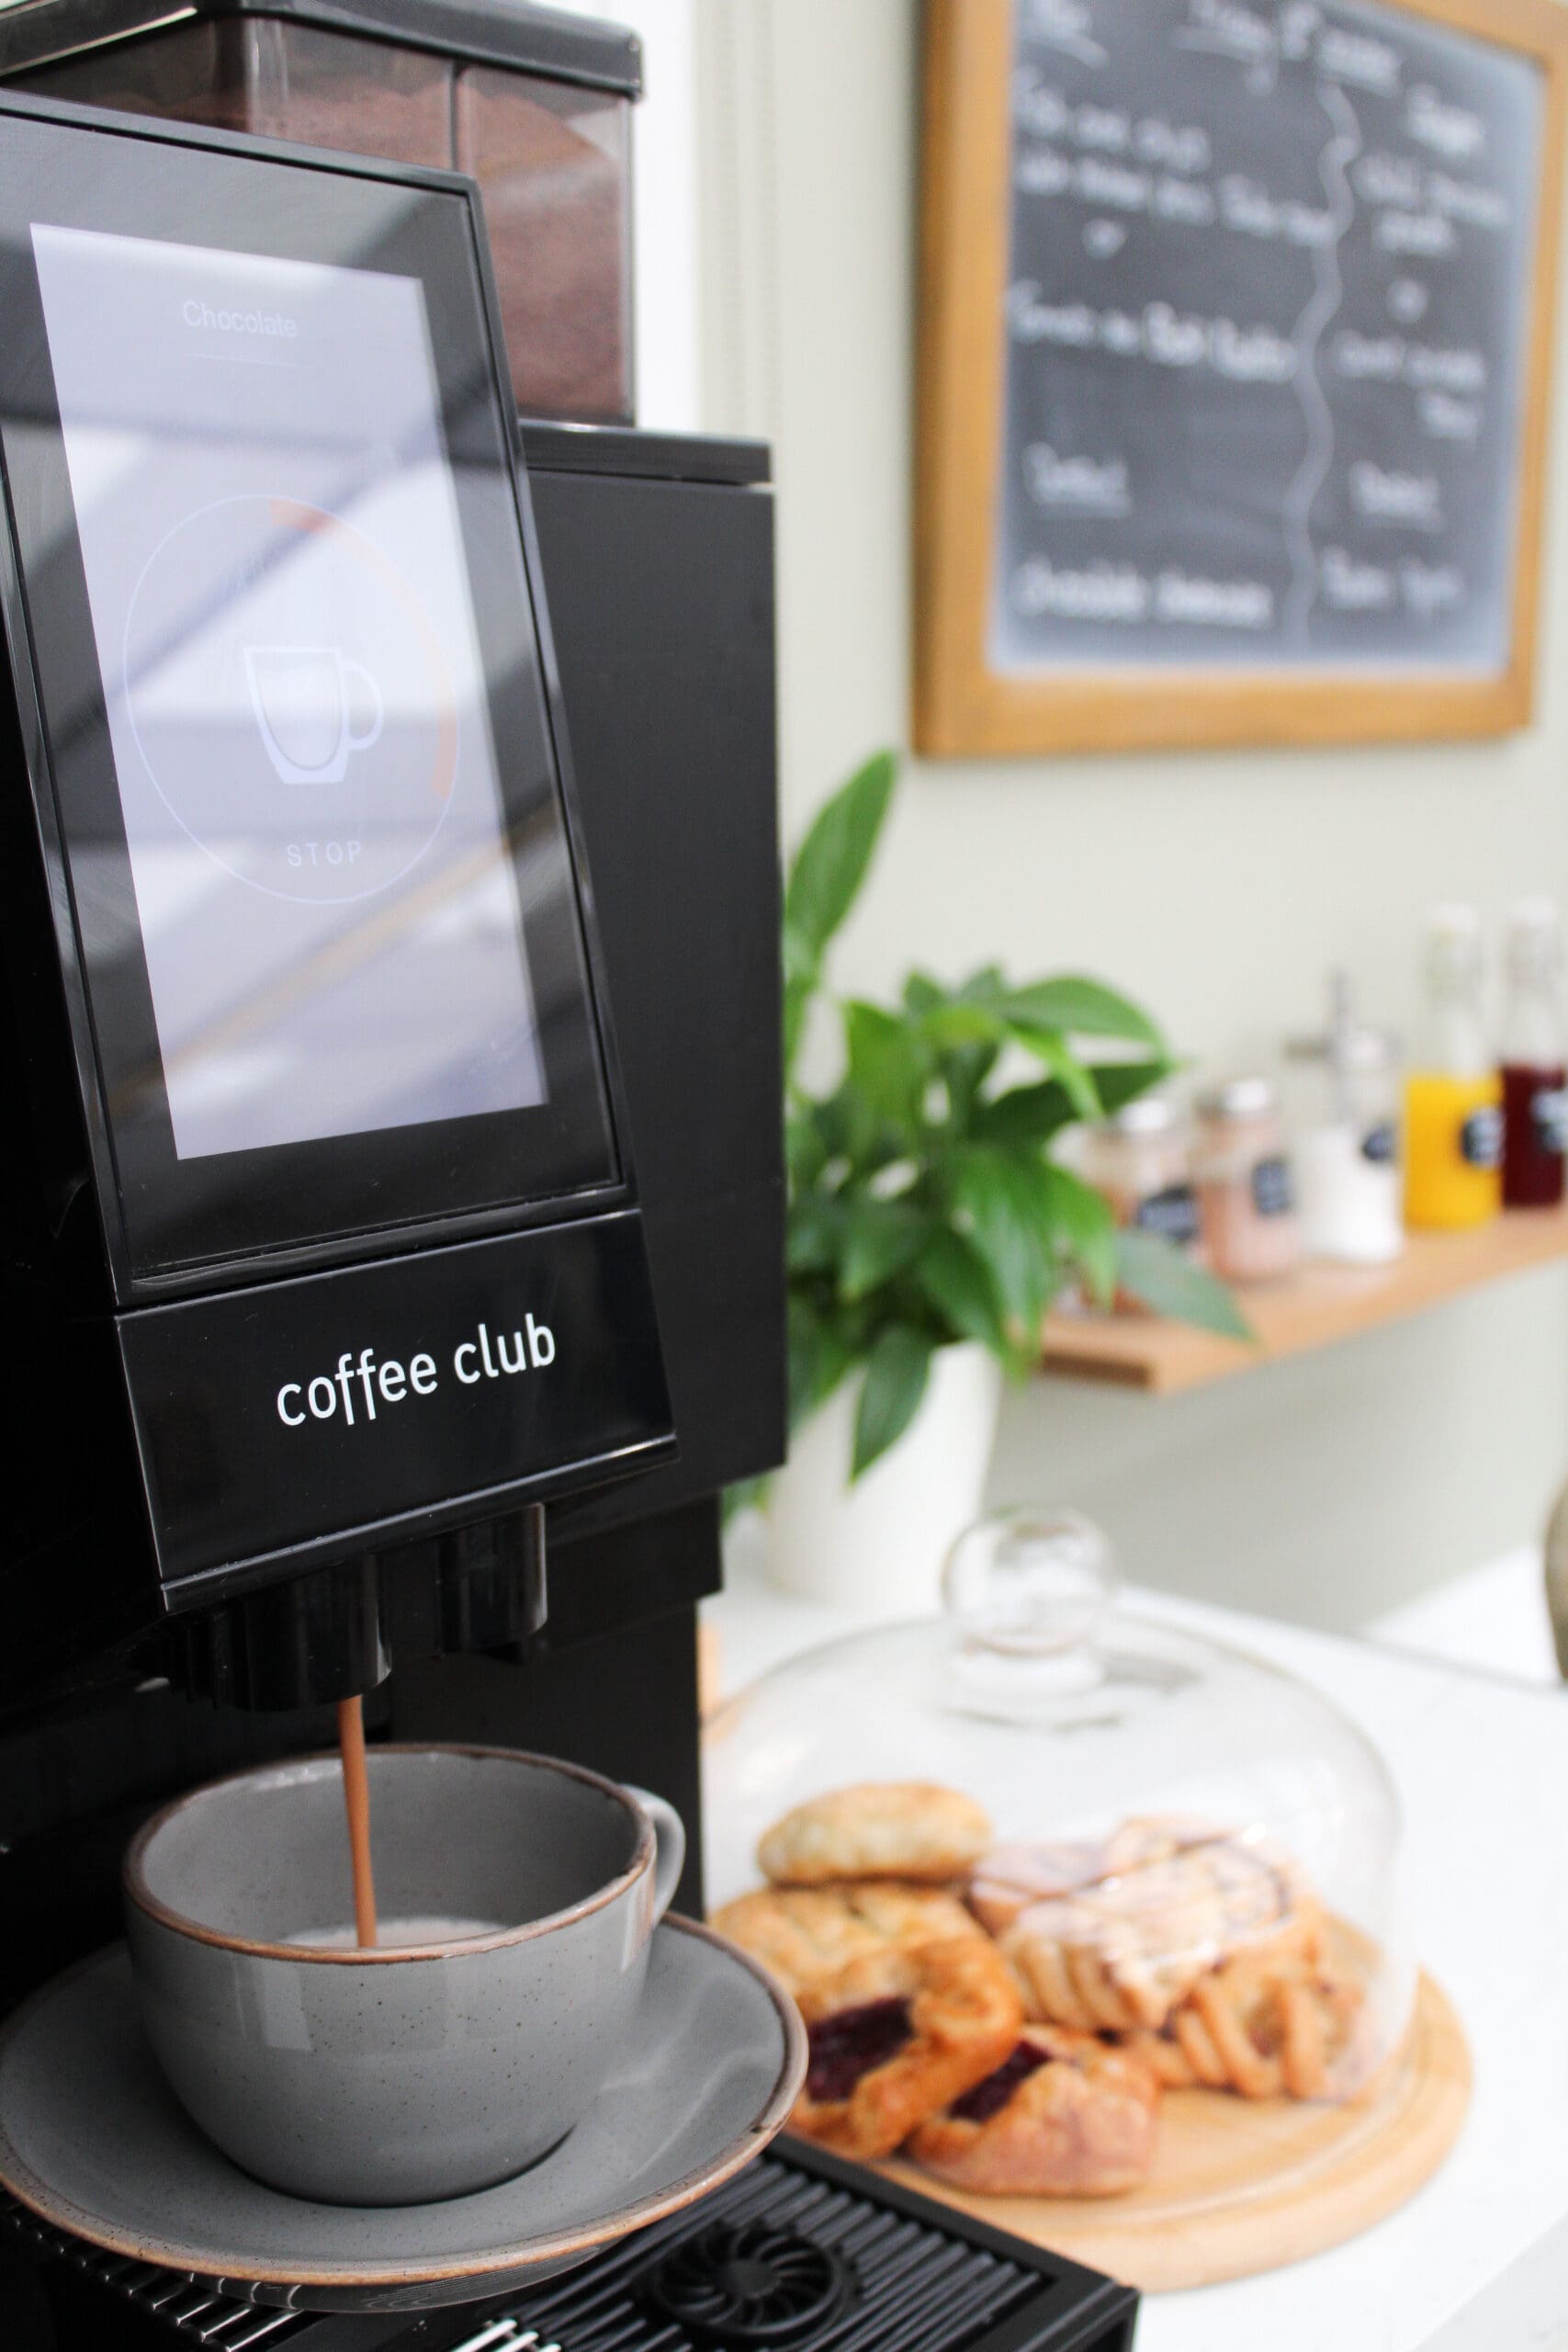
[703,1552,1568,2352]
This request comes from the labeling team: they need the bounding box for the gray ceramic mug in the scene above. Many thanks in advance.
[122,1745,684,2206]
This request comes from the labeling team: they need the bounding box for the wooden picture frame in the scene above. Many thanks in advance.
[914,0,1568,757]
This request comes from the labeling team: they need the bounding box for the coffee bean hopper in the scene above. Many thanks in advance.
[0,10,1136,2350]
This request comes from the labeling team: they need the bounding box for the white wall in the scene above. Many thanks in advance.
[669,0,1568,1633]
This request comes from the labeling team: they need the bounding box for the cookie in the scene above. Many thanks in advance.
[758,1782,992,1887]
[789,1934,1023,2161]
[710,1882,984,1997]
[1001,1841,1303,2034]
[1112,2027,1200,2092]
[1170,1935,1367,2101]
[908,2024,1160,2197]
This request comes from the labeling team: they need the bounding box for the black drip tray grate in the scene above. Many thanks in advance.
[510,2143,1115,2352]
[1,2191,311,2344]
[3,2143,1137,2352]
[642,2217,856,2346]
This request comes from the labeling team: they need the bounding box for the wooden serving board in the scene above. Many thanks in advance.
[875,1970,1470,2294]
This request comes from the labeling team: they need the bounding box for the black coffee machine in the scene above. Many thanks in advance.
[0,20,1136,2352]
[0,86,780,1951]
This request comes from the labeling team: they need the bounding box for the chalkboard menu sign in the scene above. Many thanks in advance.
[916,0,1568,756]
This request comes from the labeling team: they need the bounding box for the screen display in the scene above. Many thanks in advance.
[31,223,546,1163]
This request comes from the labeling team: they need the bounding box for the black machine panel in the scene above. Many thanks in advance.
[121,1213,673,1600]
[525,435,785,1538]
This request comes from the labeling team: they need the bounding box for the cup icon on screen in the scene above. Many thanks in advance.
[243,645,384,785]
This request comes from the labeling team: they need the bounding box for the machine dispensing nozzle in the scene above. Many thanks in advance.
[437,1504,548,1657]
[167,1555,391,1711]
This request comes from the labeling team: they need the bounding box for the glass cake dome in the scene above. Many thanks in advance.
[704,1509,1415,2106]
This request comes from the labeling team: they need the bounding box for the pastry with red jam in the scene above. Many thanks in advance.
[908,2024,1160,2197]
[789,1934,1022,2160]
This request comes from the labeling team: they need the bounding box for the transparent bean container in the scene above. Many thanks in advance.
[705,1511,1414,2116]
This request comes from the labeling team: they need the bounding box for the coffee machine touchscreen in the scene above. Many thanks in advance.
[0,112,620,1281]
[33,225,545,1165]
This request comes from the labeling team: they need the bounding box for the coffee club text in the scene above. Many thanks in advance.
[276,1317,556,1429]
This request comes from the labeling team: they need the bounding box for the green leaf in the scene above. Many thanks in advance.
[784,750,897,961]
[786,1193,843,1273]
[844,1001,931,1130]
[903,970,945,1017]
[951,1148,1055,1334]
[971,1057,1171,1149]
[852,1326,935,1479]
[782,923,818,985]
[999,977,1164,1050]
[969,1079,1077,1150]
[918,1001,1008,1052]
[807,1085,857,1163]
[914,1228,1010,1358]
[787,1294,856,1433]
[1005,1024,1102,1122]
[939,1037,1002,1123]
[840,1198,932,1302]
[1092,1057,1177,1116]
[783,969,816,1085]
[785,1107,829,1191]
[1039,1163,1117,1306]
[1113,1228,1256,1340]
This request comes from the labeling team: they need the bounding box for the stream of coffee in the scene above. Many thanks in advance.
[336,1694,378,1948]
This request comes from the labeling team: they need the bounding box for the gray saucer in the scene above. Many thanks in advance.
[0,1917,804,2312]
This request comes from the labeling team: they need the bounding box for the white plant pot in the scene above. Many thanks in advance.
[766,1340,1004,1618]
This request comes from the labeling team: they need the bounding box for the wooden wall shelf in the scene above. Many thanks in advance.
[1042,1209,1568,1395]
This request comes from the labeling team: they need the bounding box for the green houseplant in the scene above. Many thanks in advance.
[763,750,1246,1605]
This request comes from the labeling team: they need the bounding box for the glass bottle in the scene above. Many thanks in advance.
[1499,899,1566,1210]
[1194,1078,1300,1282]
[1081,1094,1199,1249]
[1403,905,1501,1231]
[1285,972,1404,1264]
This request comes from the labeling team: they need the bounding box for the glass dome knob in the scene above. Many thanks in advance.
[942,1506,1118,1657]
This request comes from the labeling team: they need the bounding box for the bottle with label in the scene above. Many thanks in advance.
[1285,972,1404,1264]
[1194,1078,1300,1283]
[1081,1094,1200,1248]
[1403,905,1501,1232]
[1499,899,1566,1210]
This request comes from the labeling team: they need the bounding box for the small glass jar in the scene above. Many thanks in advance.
[1081,1094,1199,1250]
[1286,992,1404,1265]
[1195,1078,1300,1283]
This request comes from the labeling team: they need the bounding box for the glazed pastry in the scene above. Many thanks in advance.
[968,1816,1225,1936]
[790,1934,1023,2160]
[758,1782,992,1887]
[1001,1842,1304,2032]
[967,1841,1107,1936]
[1099,1815,1225,1876]
[908,2024,1160,2197]
[710,1881,984,1996]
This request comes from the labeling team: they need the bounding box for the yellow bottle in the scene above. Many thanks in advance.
[1404,907,1502,1232]
[1404,1072,1502,1228]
